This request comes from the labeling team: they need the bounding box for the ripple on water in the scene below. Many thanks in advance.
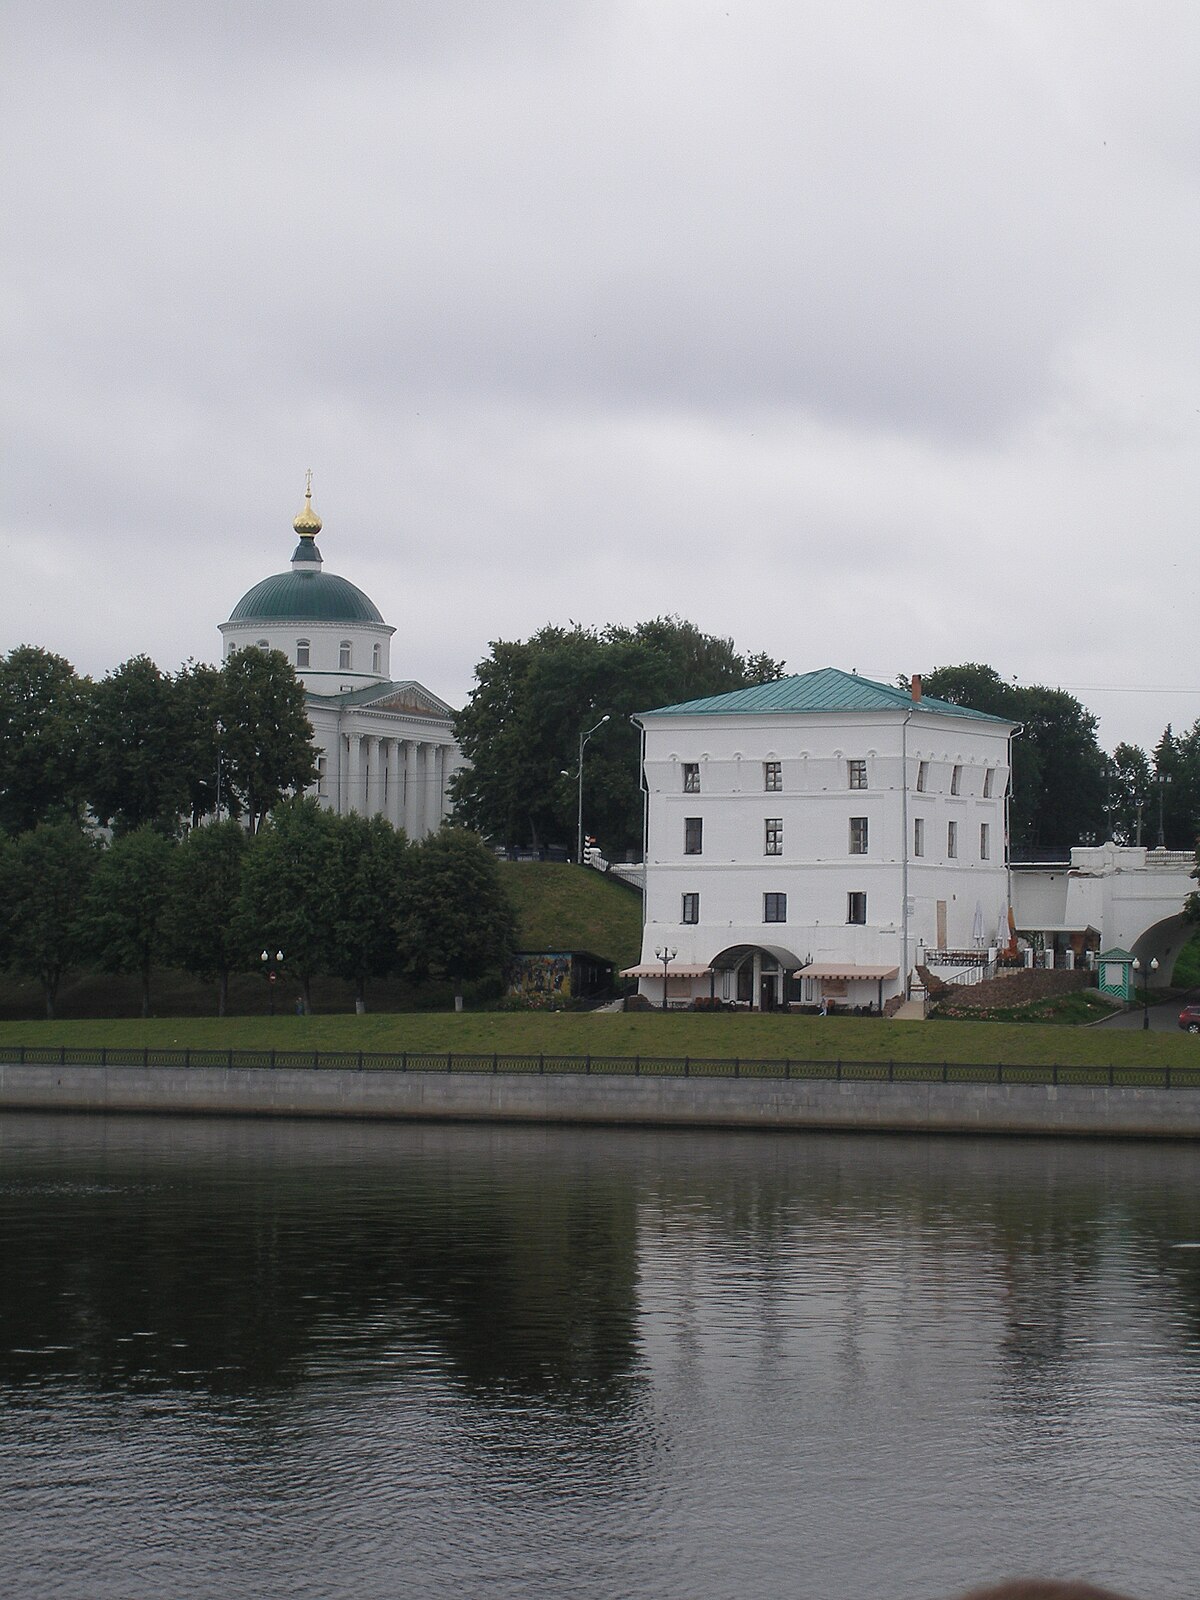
[0,1116,1198,1600]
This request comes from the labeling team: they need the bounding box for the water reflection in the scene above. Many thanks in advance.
[1,1115,1199,1600]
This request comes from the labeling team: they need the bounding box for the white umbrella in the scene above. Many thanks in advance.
[972,901,984,946]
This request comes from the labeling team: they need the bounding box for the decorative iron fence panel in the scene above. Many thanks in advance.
[3,1044,1198,1091]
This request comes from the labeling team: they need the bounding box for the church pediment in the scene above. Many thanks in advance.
[356,680,454,717]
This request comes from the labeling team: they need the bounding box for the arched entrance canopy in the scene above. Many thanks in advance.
[710,943,808,972]
[709,944,809,1012]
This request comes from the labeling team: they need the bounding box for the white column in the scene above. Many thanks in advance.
[346,732,363,815]
[403,740,422,838]
[365,736,382,817]
[386,740,403,829]
[427,744,444,832]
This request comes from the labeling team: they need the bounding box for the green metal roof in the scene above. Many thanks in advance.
[228,569,384,625]
[637,667,1013,723]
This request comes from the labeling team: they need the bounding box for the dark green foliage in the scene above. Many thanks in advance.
[238,798,342,1013]
[85,827,178,1018]
[921,664,1108,853]
[327,814,412,1008]
[218,649,319,834]
[0,820,101,1017]
[404,827,516,997]
[165,820,249,1015]
[175,660,225,828]
[0,646,91,835]
[1152,722,1200,852]
[1104,742,1154,845]
[451,618,784,855]
[85,655,190,834]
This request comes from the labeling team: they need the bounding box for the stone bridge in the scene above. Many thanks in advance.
[1011,845,1196,988]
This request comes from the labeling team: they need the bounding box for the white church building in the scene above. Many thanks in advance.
[627,669,1017,1011]
[219,485,462,836]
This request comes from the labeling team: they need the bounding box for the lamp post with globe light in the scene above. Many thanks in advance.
[1132,955,1159,1030]
[261,949,284,1016]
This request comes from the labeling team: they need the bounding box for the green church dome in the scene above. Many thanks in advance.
[227,481,386,626]
[228,568,384,624]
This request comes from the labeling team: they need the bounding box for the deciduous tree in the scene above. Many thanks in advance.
[85,656,190,835]
[403,827,516,1005]
[451,618,784,856]
[0,646,90,836]
[921,664,1107,853]
[0,820,100,1017]
[218,648,319,833]
[84,827,178,1017]
[165,819,249,1015]
[327,813,412,1011]
[238,798,341,1013]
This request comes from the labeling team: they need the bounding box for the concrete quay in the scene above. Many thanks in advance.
[2,1059,1200,1138]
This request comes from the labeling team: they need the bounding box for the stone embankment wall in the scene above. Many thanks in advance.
[2,1060,1198,1139]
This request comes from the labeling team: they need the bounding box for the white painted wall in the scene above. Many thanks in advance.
[637,706,1013,1005]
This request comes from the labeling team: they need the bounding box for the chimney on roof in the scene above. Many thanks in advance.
[911,674,922,703]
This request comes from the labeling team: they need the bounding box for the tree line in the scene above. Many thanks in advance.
[450,616,785,857]
[919,664,1200,855]
[0,643,317,838]
[449,632,1198,859]
[0,802,515,1019]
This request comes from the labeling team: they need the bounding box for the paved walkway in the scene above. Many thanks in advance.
[1097,993,1197,1033]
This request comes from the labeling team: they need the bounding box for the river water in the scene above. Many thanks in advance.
[1,1113,1198,1600]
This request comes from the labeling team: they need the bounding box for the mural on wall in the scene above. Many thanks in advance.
[509,953,574,1001]
[506,952,615,1003]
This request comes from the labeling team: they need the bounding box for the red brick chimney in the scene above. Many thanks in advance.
[911,674,922,703]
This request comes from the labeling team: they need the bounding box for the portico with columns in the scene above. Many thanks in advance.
[220,482,463,838]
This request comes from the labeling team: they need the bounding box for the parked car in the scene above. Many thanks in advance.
[1180,1004,1200,1034]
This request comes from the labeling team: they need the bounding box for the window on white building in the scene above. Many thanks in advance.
[764,760,782,792]
[983,767,994,798]
[847,892,867,924]
[980,822,990,860]
[849,816,868,854]
[684,817,703,854]
[947,820,958,858]
[339,641,353,670]
[372,643,382,674]
[682,762,700,793]
[316,755,327,796]
[296,639,310,668]
[848,759,867,789]
[951,764,962,795]
[681,892,699,924]
[914,817,925,857]
[916,760,928,792]
[764,818,783,855]
[764,893,787,923]
[256,638,269,650]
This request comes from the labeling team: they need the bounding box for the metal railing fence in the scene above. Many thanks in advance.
[3,1044,1198,1091]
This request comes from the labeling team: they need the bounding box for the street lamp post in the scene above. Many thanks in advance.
[1155,774,1173,850]
[1132,955,1159,1030]
[261,948,284,1016]
[655,945,677,1012]
[576,715,609,864]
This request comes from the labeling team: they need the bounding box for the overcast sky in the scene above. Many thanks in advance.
[4,0,1198,753]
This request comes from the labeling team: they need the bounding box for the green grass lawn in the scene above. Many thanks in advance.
[2,1009,1197,1068]
[498,861,642,968]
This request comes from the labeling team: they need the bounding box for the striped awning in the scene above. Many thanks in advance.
[795,963,899,981]
[620,963,712,978]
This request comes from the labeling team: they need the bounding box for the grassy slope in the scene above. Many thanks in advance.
[2,1010,1197,1068]
[498,861,643,969]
